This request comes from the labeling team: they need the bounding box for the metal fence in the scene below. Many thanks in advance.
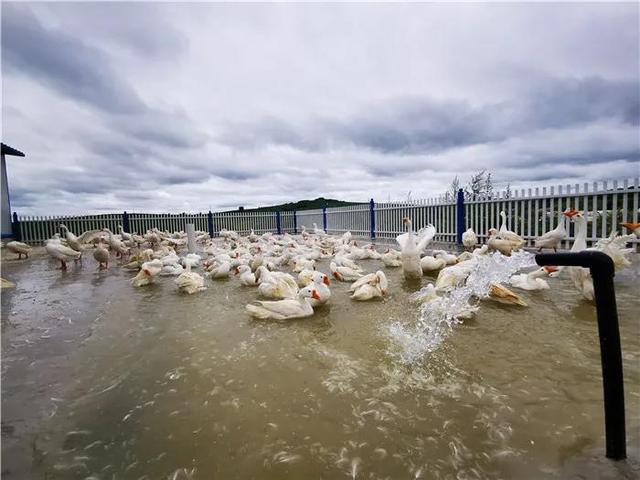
[12,177,639,247]
[16,213,122,245]
[465,179,639,248]
[375,198,457,243]
[129,213,208,236]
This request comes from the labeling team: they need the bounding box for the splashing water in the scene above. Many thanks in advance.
[387,251,536,364]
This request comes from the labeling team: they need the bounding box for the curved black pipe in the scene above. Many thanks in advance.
[536,251,626,460]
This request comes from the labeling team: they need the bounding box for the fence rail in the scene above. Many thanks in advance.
[11,177,639,248]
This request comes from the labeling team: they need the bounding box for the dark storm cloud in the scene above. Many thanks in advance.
[213,170,261,181]
[1,6,145,114]
[217,76,639,157]
[523,76,640,127]
[54,2,189,58]
[120,111,209,149]
[2,4,206,151]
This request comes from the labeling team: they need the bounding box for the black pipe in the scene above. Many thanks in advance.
[536,251,626,460]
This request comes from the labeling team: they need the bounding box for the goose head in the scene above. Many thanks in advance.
[562,208,580,219]
[376,271,388,295]
[299,285,321,301]
[312,271,330,286]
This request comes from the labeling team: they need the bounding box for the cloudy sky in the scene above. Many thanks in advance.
[2,2,639,215]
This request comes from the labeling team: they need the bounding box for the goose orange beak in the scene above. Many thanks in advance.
[543,266,558,274]
[621,222,640,231]
[563,208,579,218]
[323,275,330,286]
[311,290,321,301]
[332,271,342,281]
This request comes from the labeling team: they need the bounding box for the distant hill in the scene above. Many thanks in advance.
[234,197,363,213]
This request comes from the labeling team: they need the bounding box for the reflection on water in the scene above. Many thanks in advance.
[1,249,639,479]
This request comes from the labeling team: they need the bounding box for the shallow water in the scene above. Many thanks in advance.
[1,244,639,479]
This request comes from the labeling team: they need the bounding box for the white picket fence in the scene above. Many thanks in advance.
[215,211,277,235]
[17,214,123,245]
[465,178,640,248]
[375,198,457,243]
[129,213,208,236]
[14,177,639,248]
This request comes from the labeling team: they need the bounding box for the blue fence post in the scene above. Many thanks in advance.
[322,207,328,233]
[207,211,214,238]
[293,210,297,234]
[12,212,21,241]
[369,199,376,240]
[276,211,282,235]
[122,211,130,233]
[456,188,465,245]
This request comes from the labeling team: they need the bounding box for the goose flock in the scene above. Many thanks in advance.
[2,210,637,317]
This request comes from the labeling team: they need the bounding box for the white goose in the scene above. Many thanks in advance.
[5,241,31,259]
[563,209,633,274]
[60,223,83,253]
[248,229,259,242]
[175,264,206,294]
[246,285,318,320]
[433,250,458,265]
[595,231,634,271]
[103,228,129,257]
[182,253,202,269]
[313,223,326,236]
[621,222,640,239]
[236,265,258,286]
[396,218,422,280]
[435,258,478,291]
[487,228,513,256]
[131,259,163,287]
[333,255,362,272]
[330,261,363,282]
[118,225,133,243]
[349,270,388,301]
[509,268,551,291]
[207,261,231,279]
[487,283,528,306]
[257,267,299,299]
[292,257,315,272]
[161,263,184,276]
[93,239,110,270]
[380,248,402,267]
[461,228,477,250]
[534,213,567,252]
[45,238,81,270]
[420,255,446,273]
[498,211,525,249]
[297,268,317,287]
[307,271,331,306]
[564,210,594,300]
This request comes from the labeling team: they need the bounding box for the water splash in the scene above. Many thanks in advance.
[387,251,536,364]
